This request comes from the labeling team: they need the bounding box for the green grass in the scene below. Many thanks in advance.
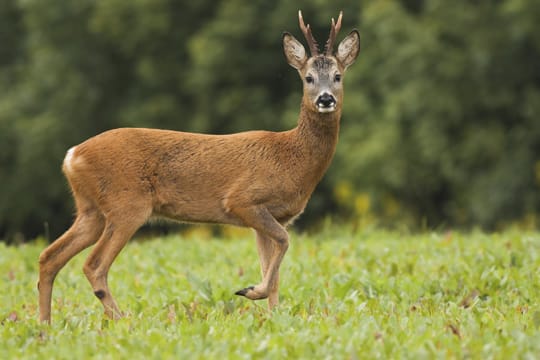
[1,227,540,359]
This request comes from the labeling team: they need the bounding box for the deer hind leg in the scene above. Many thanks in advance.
[232,206,289,309]
[38,205,105,323]
[82,207,149,319]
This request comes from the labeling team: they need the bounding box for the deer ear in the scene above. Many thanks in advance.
[283,32,307,70]
[336,30,360,69]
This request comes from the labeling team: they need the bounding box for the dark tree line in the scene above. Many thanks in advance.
[1,0,539,242]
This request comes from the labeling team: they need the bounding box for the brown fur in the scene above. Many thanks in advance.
[38,11,360,322]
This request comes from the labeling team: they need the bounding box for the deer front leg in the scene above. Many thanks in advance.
[255,231,280,308]
[231,206,289,309]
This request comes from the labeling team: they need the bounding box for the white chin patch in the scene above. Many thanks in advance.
[317,105,336,113]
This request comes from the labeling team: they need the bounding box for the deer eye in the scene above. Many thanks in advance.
[334,74,342,82]
[305,75,314,84]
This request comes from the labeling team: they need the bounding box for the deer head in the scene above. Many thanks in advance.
[283,11,360,114]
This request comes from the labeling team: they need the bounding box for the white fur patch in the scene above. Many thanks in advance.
[63,147,76,173]
[317,105,336,113]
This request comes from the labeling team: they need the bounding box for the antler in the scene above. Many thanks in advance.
[298,10,319,56]
[325,11,343,55]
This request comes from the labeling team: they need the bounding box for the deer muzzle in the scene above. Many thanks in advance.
[316,92,337,113]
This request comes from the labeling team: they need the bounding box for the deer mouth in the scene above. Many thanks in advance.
[317,103,336,113]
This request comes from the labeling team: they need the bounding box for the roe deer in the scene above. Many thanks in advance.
[38,10,360,322]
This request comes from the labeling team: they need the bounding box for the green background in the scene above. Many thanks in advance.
[1,0,539,242]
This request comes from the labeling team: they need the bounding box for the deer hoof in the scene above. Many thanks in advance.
[234,286,267,300]
[235,286,254,297]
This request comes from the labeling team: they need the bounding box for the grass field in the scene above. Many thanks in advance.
[1,227,539,359]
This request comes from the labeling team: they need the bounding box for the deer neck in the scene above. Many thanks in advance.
[293,102,341,177]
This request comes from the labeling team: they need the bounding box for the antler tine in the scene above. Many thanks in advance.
[298,10,319,56]
[325,11,343,55]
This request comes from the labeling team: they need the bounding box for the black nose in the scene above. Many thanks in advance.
[316,93,336,108]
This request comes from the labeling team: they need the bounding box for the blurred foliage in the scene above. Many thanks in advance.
[0,0,539,242]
